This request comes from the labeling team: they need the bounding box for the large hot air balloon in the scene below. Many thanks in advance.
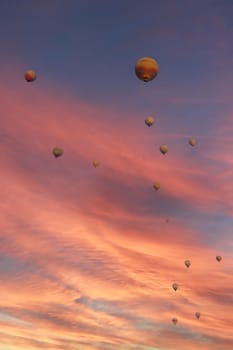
[153,182,160,191]
[52,147,63,158]
[189,138,196,147]
[93,160,100,168]
[195,312,201,319]
[172,283,178,291]
[145,116,155,127]
[160,145,168,155]
[135,57,159,82]
[24,70,36,82]
[216,255,222,262]
[172,318,178,325]
[184,260,191,268]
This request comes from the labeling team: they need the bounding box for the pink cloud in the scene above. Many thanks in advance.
[0,63,232,350]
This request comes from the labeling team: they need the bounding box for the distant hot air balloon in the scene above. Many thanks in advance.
[172,318,178,325]
[216,255,222,262]
[189,138,196,147]
[184,260,191,268]
[52,147,63,158]
[172,283,178,291]
[145,116,155,127]
[24,70,36,82]
[160,145,168,155]
[135,57,159,82]
[93,160,100,168]
[195,312,201,320]
[165,218,169,223]
[153,182,160,191]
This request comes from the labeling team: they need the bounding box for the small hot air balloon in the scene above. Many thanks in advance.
[52,147,63,158]
[145,116,155,127]
[184,260,191,268]
[135,57,159,82]
[172,283,178,291]
[93,160,100,168]
[216,255,222,262]
[165,218,169,223]
[160,145,168,155]
[172,318,178,325]
[189,138,196,147]
[24,70,36,82]
[195,312,201,319]
[153,182,160,191]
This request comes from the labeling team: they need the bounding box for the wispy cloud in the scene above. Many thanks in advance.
[0,4,233,346]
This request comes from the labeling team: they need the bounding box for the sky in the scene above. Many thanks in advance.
[0,0,233,349]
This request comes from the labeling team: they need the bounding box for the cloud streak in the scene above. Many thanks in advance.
[0,1,233,347]
[0,65,232,350]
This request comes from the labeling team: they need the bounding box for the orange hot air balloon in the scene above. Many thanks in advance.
[135,57,159,82]
[195,312,201,319]
[93,160,100,168]
[160,144,168,155]
[172,318,178,325]
[216,255,222,262]
[52,147,63,158]
[172,283,178,291]
[189,138,196,147]
[145,116,155,127]
[153,182,160,191]
[24,70,37,82]
[184,260,191,268]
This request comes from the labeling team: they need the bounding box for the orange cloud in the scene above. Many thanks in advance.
[0,65,232,350]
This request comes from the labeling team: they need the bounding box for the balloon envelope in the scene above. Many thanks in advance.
[189,138,196,147]
[145,116,155,127]
[153,182,160,190]
[135,57,159,82]
[195,312,201,319]
[93,160,100,168]
[160,145,168,154]
[172,318,178,325]
[172,283,178,291]
[216,255,222,262]
[24,70,36,82]
[52,147,63,158]
[185,260,191,268]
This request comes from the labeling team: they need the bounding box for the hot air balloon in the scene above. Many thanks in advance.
[172,283,178,291]
[184,260,191,268]
[52,147,63,158]
[93,160,100,168]
[160,145,168,155]
[172,318,178,325]
[195,312,201,319]
[216,255,222,262]
[24,70,36,82]
[153,182,160,191]
[145,116,155,127]
[189,138,196,147]
[135,57,159,82]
